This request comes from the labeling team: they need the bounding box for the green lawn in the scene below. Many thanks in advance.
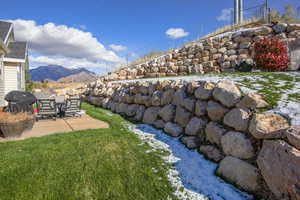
[0,103,176,200]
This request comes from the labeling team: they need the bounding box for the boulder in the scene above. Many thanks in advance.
[273,23,287,33]
[142,107,160,124]
[207,101,229,121]
[286,126,300,150]
[151,91,163,106]
[217,156,261,193]
[205,121,226,147]
[172,89,187,106]
[213,80,242,107]
[175,106,192,127]
[181,136,202,149]
[183,98,195,112]
[223,108,251,131]
[195,100,207,117]
[199,145,224,162]
[185,117,207,136]
[194,82,215,100]
[221,131,255,159]
[164,122,183,137]
[161,89,175,105]
[249,113,289,139]
[257,140,300,200]
[237,93,269,109]
[134,105,146,121]
[126,104,139,117]
[158,104,176,122]
[154,120,165,129]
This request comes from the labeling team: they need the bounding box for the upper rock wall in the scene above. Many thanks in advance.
[104,24,300,82]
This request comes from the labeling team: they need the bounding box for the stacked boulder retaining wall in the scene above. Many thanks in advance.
[84,79,300,200]
[104,23,300,81]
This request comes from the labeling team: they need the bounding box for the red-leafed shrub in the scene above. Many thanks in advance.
[254,38,290,71]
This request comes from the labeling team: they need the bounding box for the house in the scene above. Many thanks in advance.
[0,21,28,107]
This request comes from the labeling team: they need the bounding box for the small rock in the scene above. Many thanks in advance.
[205,121,226,147]
[199,145,224,162]
[181,136,202,149]
[286,126,300,150]
[164,122,183,137]
[175,106,192,127]
[217,156,261,193]
[237,93,269,109]
[249,113,289,139]
[185,117,207,136]
[221,131,255,159]
[223,108,251,131]
[207,101,229,121]
[213,80,242,107]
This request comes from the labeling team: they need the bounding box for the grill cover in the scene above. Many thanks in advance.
[5,91,37,113]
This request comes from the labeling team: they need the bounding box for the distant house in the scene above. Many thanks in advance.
[0,21,28,107]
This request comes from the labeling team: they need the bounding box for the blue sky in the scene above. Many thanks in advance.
[3,0,300,74]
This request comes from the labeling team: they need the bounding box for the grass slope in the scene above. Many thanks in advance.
[0,103,176,200]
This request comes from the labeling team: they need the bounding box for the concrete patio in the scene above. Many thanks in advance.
[0,114,109,142]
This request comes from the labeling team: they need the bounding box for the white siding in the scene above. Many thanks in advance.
[4,64,22,95]
[0,58,5,107]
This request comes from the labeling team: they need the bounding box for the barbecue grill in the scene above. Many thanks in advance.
[4,91,36,113]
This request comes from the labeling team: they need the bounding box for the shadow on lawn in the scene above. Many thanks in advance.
[134,124,253,200]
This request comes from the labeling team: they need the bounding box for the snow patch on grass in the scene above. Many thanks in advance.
[129,124,252,200]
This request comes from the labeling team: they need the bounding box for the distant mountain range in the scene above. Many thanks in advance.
[30,65,97,82]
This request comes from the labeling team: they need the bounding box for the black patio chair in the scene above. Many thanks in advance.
[36,98,57,121]
[64,97,82,118]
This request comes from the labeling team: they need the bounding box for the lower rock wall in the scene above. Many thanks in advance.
[84,79,300,200]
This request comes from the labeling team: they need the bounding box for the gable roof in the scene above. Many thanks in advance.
[4,41,27,59]
[0,21,13,43]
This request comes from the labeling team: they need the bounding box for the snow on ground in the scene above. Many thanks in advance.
[113,72,300,126]
[128,124,252,200]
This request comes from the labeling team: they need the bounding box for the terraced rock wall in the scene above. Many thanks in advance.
[84,79,300,200]
[104,23,300,81]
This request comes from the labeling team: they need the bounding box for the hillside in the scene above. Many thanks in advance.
[57,71,97,83]
[30,65,95,81]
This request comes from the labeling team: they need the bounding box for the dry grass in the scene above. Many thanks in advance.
[47,82,85,90]
[202,18,264,39]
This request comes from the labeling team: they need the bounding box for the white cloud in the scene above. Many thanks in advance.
[109,44,127,51]
[29,55,106,69]
[10,19,124,63]
[166,28,189,39]
[217,8,233,22]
